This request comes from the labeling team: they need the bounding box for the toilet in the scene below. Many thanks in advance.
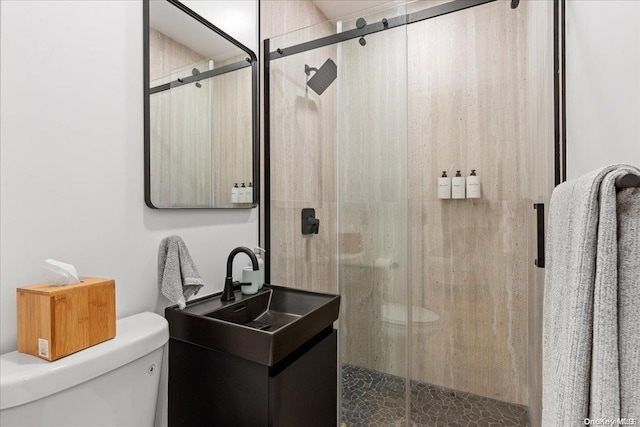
[0,312,168,427]
[382,303,440,332]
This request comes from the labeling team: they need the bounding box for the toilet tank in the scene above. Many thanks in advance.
[0,312,168,427]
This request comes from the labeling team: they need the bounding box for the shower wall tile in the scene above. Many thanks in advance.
[338,28,408,205]
[407,2,528,204]
[260,1,331,42]
[260,1,339,306]
[408,200,529,405]
[340,260,407,378]
[406,1,534,406]
[268,49,338,204]
[269,200,337,295]
[338,201,408,378]
[259,0,336,246]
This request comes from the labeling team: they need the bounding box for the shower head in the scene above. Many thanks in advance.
[305,58,337,96]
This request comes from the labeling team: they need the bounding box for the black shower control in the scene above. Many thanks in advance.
[301,208,320,235]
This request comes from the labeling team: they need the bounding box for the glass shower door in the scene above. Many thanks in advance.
[337,9,409,427]
[267,3,409,425]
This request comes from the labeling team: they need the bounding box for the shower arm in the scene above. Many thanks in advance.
[304,65,318,76]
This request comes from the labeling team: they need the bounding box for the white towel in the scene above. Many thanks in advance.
[158,235,204,309]
[543,164,640,425]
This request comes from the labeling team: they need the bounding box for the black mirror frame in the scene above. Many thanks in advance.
[143,0,259,209]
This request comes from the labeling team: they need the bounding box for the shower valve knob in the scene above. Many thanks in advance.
[301,208,320,235]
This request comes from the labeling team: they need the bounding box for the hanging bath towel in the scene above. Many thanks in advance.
[543,164,640,426]
[158,235,204,309]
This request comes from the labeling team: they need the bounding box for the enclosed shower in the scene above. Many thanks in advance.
[263,0,554,425]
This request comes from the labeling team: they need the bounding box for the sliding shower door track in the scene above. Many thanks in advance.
[268,0,517,61]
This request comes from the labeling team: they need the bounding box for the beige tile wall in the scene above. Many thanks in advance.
[261,0,339,296]
[260,0,337,253]
[407,1,531,404]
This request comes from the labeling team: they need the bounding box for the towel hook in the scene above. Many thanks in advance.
[616,173,640,189]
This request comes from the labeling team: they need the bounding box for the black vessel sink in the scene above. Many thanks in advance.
[165,285,340,366]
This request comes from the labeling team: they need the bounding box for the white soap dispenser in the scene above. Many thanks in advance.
[451,170,466,199]
[252,247,266,289]
[466,169,481,199]
[240,183,247,203]
[437,171,451,199]
[231,183,240,203]
[247,182,254,204]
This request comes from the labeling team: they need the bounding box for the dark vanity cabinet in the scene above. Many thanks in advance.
[166,285,340,426]
[168,327,337,426]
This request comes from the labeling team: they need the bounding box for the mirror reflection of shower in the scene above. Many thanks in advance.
[305,58,337,95]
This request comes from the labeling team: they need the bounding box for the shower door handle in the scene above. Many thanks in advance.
[534,203,545,268]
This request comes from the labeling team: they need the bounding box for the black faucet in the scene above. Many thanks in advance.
[221,246,259,302]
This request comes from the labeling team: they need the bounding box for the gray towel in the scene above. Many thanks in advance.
[617,187,640,420]
[543,164,640,425]
[158,235,204,309]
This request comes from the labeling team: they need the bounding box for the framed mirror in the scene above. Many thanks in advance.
[144,0,258,208]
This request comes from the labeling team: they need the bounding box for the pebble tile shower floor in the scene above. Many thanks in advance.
[341,364,529,427]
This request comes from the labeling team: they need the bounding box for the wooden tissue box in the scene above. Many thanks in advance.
[17,277,116,361]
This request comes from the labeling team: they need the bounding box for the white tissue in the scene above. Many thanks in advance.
[42,259,80,286]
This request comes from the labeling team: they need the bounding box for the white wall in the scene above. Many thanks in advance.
[566,0,640,179]
[0,0,259,354]
[183,0,258,52]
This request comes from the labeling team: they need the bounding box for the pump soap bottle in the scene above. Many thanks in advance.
[438,171,451,199]
[252,247,266,289]
[240,183,248,203]
[231,183,240,203]
[451,170,466,199]
[247,182,254,204]
[466,169,481,199]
